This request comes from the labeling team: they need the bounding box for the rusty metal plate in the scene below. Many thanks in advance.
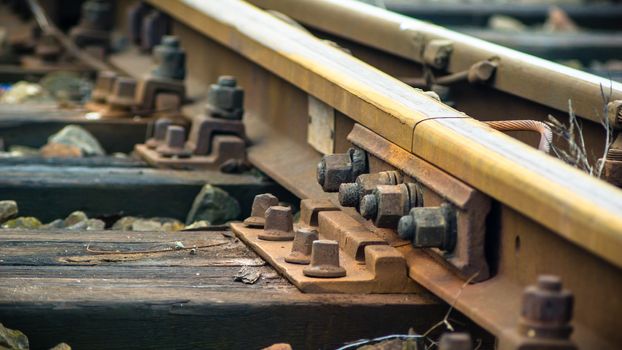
[231,200,420,293]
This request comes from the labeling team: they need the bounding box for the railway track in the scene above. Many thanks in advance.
[0,1,621,349]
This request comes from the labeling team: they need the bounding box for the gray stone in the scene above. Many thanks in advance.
[186,185,240,225]
[1,217,42,229]
[0,323,28,350]
[86,219,106,231]
[66,218,105,231]
[234,266,261,284]
[42,219,64,229]
[182,220,211,231]
[48,125,105,156]
[112,216,137,230]
[49,343,72,350]
[0,200,18,223]
[131,219,163,231]
[63,211,88,227]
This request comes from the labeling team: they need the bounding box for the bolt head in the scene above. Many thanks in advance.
[349,147,368,178]
[317,153,352,192]
[208,82,244,110]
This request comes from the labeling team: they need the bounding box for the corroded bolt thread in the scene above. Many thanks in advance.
[359,194,378,219]
[303,240,346,278]
[108,77,137,109]
[519,274,574,339]
[438,333,472,350]
[164,125,186,149]
[338,182,360,207]
[146,118,172,149]
[92,71,117,103]
[285,227,319,265]
[258,205,295,241]
[243,193,279,228]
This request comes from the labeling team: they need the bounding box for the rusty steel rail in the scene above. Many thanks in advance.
[248,0,622,125]
[138,0,621,348]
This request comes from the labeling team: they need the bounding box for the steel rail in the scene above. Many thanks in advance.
[148,0,622,272]
[248,0,622,124]
[144,1,622,348]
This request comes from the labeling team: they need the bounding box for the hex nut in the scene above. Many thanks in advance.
[151,35,186,80]
[317,153,352,192]
[206,76,244,120]
[303,240,346,278]
[243,193,279,228]
[258,206,295,241]
[317,148,368,192]
[338,171,402,207]
[519,275,574,339]
[398,202,457,251]
[156,125,191,158]
[285,227,319,265]
[360,183,421,228]
[146,118,173,149]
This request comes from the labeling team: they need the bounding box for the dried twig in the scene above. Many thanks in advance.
[85,241,227,255]
[421,273,479,349]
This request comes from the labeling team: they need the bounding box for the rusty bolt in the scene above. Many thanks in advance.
[317,147,368,192]
[303,240,346,278]
[397,202,457,251]
[127,2,151,45]
[151,36,186,80]
[423,39,453,70]
[243,193,279,228]
[107,77,137,109]
[438,333,472,350]
[146,118,172,149]
[141,10,170,52]
[206,76,245,120]
[467,61,497,84]
[338,171,402,207]
[519,275,574,340]
[360,183,421,228]
[285,227,319,265]
[91,71,117,103]
[156,125,191,158]
[258,206,295,241]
